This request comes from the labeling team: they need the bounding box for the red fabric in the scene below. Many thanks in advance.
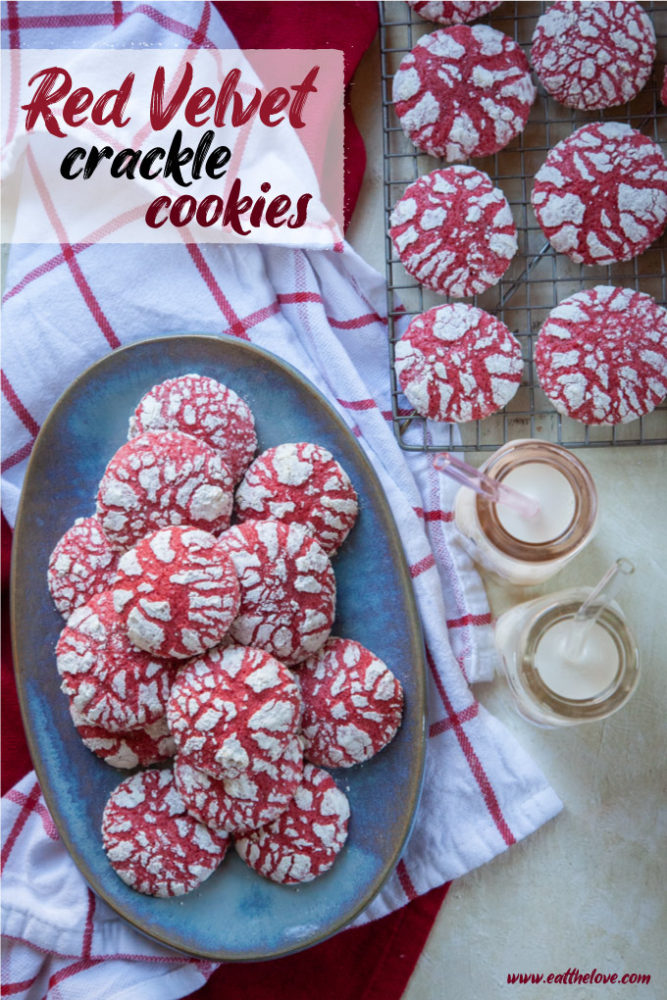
[1,4,449,997]
[215,2,378,230]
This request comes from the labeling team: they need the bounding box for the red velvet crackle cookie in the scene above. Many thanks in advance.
[395,303,523,422]
[69,704,175,769]
[234,442,359,555]
[96,431,234,553]
[56,590,174,733]
[407,1,503,26]
[235,763,350,884]
[174,736,304,836]
[219,519,336,665]
[530,1,656,111]
[48,516,118,620]
[166,644,303,781]
[129,373,257,484]
[393,25,535,161]
[531,122,667,266]
[535,286,667,425]
[299,638,404,769]
[102,768,228,897]
[111,526,240,659]
[389,166,517,298]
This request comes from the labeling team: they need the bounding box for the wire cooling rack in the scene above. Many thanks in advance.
[380,0,667,451]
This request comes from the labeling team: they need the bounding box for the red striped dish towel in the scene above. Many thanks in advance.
[1,3,561,998]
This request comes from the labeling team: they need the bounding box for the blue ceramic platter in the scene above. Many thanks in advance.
[11,334,426,961]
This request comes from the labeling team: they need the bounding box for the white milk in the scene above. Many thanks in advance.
[496,463,576,545]
[534,619,619,700]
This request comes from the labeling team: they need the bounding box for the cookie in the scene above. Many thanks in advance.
[395,303,523,422]
[166,644,303,781]
[235,442,358,555]
[174,735,304,836]
[531,122,667,266]
[407,1,503,25]
[70,704,176,769]
[102,768,228,897]
[393,24,535,161]
[299,638,404,769]
[47,516,118,620]
[111,526,240,660]
[535,285,667,425]
[219,519,336,665]
[530,1,656,111]
[96,430,234,553]
[389,166,517,298]
[234,763,350,884]
[56,590,175,733]
[129,373,257,484]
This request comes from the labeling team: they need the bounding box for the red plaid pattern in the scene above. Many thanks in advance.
[1,4,561,998]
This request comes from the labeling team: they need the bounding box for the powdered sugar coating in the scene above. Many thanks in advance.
[56,591,175,733]
[102,768,228,897]
[299,638,404,769]
[48,516,118,620]
[531,122,667,266]
[129,373,257,483]
[407,1,503,25]
[166,644,303,781]
[235,443,358,555]
[70,703,176,769]
[393,24,535,161]
[389,166,517,298]
[219,519,336,666]
[535,285,667,425]
[395,303,523,422]
[235,763,350,884]
[111,526,240,660]
[174,736,304,836]
[97,431,234,553]
[530,1,656,111]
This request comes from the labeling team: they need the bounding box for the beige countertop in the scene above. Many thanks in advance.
[347,12,667,1000]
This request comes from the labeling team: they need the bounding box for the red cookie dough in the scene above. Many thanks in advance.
[70,704,176,769]
[395,303,523,422]
[235,763,350,884]
[235,443,359,556]
[111,526,240,660]
[530,1,656,111]
[174,735,304,836]
[531,122,667,266]
[219,519,336,665]
[96,430,234,553]
[166,644,303,781]
[535,285,667,425]
[129,373,257,484]
[389,166,517,298]
[56,590,175,733]
[407,1,503,25]
[392,24,535,161]
[102,767,228,897]
[48,516,118,620]
[299,638,404,769]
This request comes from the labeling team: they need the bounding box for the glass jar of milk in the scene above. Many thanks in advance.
[494,588,640,727]
[454,439,598,585]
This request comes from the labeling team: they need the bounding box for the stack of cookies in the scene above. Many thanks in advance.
[48,373,404,897]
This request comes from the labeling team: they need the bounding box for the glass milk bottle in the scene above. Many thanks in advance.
[453,439,598,586]
[494,560,640,727]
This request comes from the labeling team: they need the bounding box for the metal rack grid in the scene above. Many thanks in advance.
[380,0,667,451]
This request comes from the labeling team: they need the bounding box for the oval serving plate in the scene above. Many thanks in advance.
[11,334,426,961]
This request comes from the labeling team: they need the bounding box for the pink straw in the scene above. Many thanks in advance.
[433,453,540,519]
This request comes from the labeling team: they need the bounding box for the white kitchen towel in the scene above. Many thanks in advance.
[1,3,562,998]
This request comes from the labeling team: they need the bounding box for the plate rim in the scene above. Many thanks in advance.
[10,332,427,961]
